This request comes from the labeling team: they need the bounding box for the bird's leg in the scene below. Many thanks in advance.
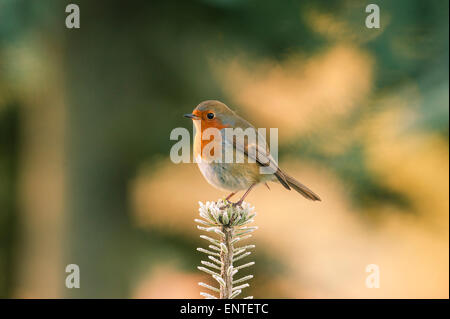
[225,192,236,202]
[233,183,256,207]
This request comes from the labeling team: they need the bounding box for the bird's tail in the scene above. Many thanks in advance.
[275,169,321,201]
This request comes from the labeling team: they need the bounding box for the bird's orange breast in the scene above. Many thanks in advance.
[193,119,229,159]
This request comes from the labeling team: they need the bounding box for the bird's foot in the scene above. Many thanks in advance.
[231,201,243,208]
[219,200,242,209]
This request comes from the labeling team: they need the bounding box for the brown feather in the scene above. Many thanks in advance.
[274,169,291,190]
[284,173,321,201]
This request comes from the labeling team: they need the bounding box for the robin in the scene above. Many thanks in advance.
[184,100,321,206]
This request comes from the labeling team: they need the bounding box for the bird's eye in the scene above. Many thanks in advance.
[207,112,215,119]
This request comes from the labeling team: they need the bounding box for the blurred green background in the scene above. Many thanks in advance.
[0,0,448,298]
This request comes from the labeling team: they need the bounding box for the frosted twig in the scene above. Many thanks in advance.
[196,199,257,299]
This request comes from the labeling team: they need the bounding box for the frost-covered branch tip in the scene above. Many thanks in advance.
[196,199,257,299]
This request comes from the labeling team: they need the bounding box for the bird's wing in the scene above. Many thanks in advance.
[222,117,291,189]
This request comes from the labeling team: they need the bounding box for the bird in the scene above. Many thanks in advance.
[184,100,321,206]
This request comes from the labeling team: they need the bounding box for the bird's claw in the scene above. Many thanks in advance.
[231,201,243,208]
[219,200,242,209]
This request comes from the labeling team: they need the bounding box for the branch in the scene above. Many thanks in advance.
[196,199,257,299]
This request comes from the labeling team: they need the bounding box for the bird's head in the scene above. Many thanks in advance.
[184,100,236,131]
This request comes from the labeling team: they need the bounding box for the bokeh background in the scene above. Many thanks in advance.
[0,0,448,298]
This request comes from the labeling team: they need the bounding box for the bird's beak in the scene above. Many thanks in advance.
[184,113,199,119]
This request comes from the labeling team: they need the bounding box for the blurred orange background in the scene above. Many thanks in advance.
[0,0,448,298]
